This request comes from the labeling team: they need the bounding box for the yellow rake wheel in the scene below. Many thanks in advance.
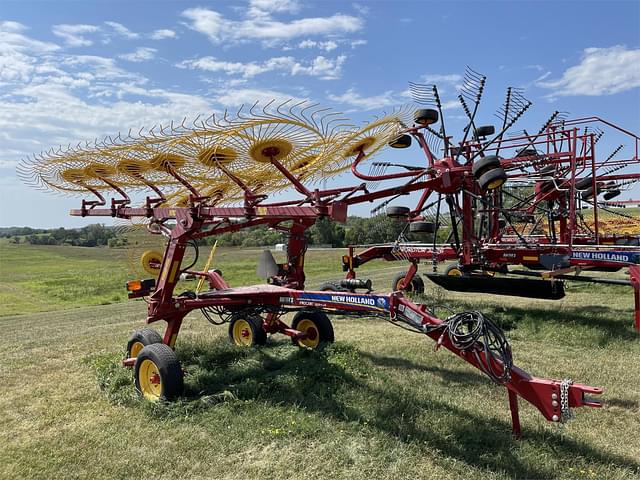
[390,271,425,294]
[134,343,184,401]
[126,328,163,359]
[229,316,267,347]
[140,250,163,276]
[291,310,334,349]
[445,264,464,276]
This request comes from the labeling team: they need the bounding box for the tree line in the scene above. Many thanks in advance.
[3,224,127,247]
[3,215,432,248]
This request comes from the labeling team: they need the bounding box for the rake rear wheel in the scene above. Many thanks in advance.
[474,125,495,138]
[444,264,465,276]
[478,167,507,191]
[134,343,183,402]
[409,221,436,234]
[472,155,501,178]
[389,134,412,149]
[414,109,439,126]
[603,189,621,200]
[291,310,334,349]
[386,206,410,218]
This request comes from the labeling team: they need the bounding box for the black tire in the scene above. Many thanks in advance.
[498,219,507,229]
[388,134,412,149]
[391,271,425,294]
[517,147,539,158]
[414,108,439,126]
[228,316,267,346]
[409,221,436,234]
[291,310,334,348]
[581,186,598,200]
[472,155,501,178]
[126,328,163,358]
[444,264,465,276]
[478,167,507,190]
[603,189,621,200]
[318,281,349,292]
[134,343,184,401]
[474,125,495,138]
[575,177,592,190]
[386,206,410,218]
[538,164,555,174]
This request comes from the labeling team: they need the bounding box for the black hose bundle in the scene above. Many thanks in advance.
[436,311,513,383]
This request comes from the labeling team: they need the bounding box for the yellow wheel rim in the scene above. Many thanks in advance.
[130,341,144,358]
[447,267,463,276]
[487,178,505,190]
[141,250,163,276]
[138,359,162,401]
[232,319,253,346]
[297,319,320,349]
[395,277,413,292]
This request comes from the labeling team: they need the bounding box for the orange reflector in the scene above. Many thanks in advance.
[342,255,350,263]
[126,280,142,292]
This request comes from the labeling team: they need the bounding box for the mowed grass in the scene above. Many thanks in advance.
[0,241,396,316]
[1,242,639,479]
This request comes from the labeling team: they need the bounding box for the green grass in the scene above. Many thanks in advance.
[0,242,639,479]
[0,241,394,316]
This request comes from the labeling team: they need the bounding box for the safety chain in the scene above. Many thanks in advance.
[560,378,574,422]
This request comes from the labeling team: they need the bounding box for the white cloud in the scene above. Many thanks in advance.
[291,55,346,79]
[327,88,398,111]
[1,21,60,53]
[52,24,99,47]
[181,7,362,44]
[420,73,462,84]
[0,26,215,177]
[298,39,338,51]
[119,47,157,62]
[211,87,304,107]
[178,54,346,80]
[537,45,640,97]
[0,22,60,83]
[350,39,367,48]
[249,0,300,16]
[104,21,139,39]
[150,29,177,40]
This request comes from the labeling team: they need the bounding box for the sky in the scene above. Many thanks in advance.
[0,0,639,228]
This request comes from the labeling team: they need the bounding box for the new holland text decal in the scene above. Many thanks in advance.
[293,292,389,311]
[571,250,640,264]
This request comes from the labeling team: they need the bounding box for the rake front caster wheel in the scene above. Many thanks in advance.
[126,328,163,359]
[391,271,425,294]
[229,316,267,347]
[134,343,184,401]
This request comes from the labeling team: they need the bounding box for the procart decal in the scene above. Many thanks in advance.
[571,250,640,264]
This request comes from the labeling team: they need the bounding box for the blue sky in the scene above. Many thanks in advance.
[1,0,639,228]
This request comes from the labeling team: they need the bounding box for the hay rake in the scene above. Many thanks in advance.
[338,73,640,331]
[20,97,604,438]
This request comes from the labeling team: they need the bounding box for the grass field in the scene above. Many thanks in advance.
[1,242,639,479]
